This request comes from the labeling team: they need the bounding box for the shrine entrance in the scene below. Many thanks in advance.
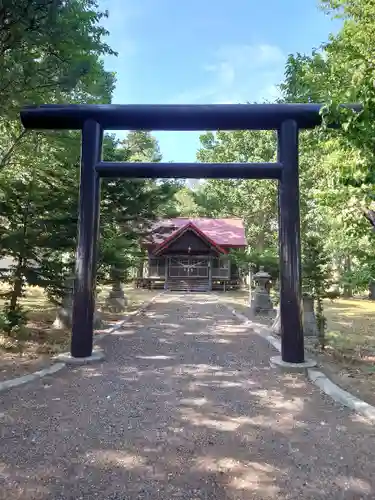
[20,103,359,365]
[168,257,209,278]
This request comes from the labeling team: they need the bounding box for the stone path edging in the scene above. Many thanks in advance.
[221,301,375,423]
[94,291,165,341]
[0,363,66,394]
[0,291,164,394]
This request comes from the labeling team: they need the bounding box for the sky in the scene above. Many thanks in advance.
[100,0,341,163]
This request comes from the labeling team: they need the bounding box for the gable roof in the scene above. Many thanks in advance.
[153,222,227,255]
[148,217,247,248]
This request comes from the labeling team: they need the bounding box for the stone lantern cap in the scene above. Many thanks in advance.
[253,266,271,281]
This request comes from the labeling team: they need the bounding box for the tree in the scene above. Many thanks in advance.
[0,0,116,175]
[302,230,332,349]
[280,0,375,189]
[173,186,199,217]
[278,0,375,298]
[0,133,80,330]
[0,0,116,116]
[0,0,119,332]
[195,129,278,254]
[100,132,180,285]
[0,127,179,332]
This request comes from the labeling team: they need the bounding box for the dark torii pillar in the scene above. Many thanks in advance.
[278,120,304,363]
[70,120,103,358]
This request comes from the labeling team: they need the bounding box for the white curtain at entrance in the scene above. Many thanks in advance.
[168,257,209,278]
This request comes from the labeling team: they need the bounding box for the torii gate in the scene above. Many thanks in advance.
[20,103,359,367]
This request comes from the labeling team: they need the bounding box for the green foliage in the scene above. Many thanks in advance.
[302,233,332,299]
[4,0,375,339]
[0,303,28,336]
[342,256,375,292]
[173,187,199,216]
[230,248,279,280]
[280,0,375,191]
[278,0,375,298]
[0,134,79,305]
[0,0,116,117]
[196,130,278,254]
[302,231,332,349]
[0,0,117,330]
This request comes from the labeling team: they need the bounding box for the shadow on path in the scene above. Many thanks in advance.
[0,293,374,499]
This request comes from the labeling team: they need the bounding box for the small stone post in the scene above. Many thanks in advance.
[53,276,102,330]
[53,276,75,330]
[272,295,319,338]
[302,294,318,337]
[248,267,253,305]
[271,306,281,335]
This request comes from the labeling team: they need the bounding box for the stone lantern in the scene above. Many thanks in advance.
[249,266,275,317]
[105,280,128,313]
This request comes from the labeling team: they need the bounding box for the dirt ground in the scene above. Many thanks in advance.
[0,293,374,499]
[218,290,375,408]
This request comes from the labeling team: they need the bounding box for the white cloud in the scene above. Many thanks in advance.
[171,43,286,105]
[205,60,236,87]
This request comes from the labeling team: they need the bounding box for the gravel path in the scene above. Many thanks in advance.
[0,293,374,499]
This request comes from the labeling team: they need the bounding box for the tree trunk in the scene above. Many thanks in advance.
[342,255,353,298]
[256,212,266,253]
[248,268,253,305]
[9,185,32,312]
[369,281,375,300]
[137,260,144,278]
[9,258,24,312]
[256,231,265,253]
[316,297,326,350]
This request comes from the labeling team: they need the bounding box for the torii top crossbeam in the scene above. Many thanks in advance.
[20,103,361,131]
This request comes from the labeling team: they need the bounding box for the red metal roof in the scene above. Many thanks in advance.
[153,222,227,255]
[149,218,247,247]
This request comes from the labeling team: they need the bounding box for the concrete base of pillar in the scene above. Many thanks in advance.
[55,348,104,365]
[270,355,317,373]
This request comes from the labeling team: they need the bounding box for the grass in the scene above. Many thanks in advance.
[218,290,375,359]
[323,298,375,359]
[0,284,158,360]
[218,289,375,406]
[315,298,375,407]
